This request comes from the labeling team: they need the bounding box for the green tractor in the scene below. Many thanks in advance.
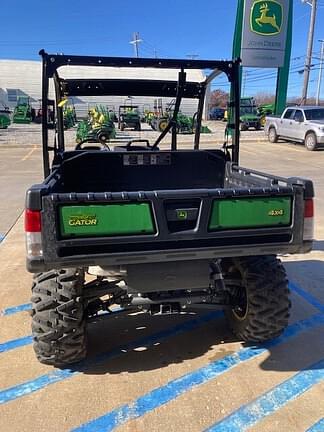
[118,105,141,131]
[0,104,11,129]
[150,100,211,134]
[13,96,33,124]
[258,103,275,127]
[76,105,116,145]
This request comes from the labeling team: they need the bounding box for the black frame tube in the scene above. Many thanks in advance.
[41,54,50,178]
[232,60,241,164]
[53,73,65,152]
[194,85,207,150]
[152,70,186,150]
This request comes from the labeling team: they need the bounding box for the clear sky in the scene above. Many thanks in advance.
[1,0,324,97]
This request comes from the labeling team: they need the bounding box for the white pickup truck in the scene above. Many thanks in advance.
[265,106,324,151]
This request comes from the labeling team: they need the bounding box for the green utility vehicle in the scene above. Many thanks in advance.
[118,105,141,131]
[25,51,314,366]
[239,97,261,131]
[13,96,33,124]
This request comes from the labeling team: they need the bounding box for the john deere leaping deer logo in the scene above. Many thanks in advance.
[250,0,283,36]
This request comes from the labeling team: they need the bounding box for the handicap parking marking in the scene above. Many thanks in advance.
[306,418,324,432]
[0,310,222,405]
[204,359,324,432]
[70,313,324,432]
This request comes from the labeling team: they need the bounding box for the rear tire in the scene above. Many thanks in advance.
[305,132,317,151]
[221,256,290,342]
[31,268,86,366]
[268,127,278,143]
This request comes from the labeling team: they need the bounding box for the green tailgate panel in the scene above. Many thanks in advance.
[209,197,292,230]
[59,203,155,237]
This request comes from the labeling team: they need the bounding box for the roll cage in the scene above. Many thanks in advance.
[40,50,241,178]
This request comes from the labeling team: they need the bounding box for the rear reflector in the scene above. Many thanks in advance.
[303,199,314,241]
[304,199,314,218]
[26,232,43,258]
[25,209,41,232]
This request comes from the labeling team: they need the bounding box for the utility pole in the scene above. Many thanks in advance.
[301,0,317,104]
[130,32,142,58]
[316,39,324,105]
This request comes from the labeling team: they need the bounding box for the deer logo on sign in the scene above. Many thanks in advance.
[250,0,283,36]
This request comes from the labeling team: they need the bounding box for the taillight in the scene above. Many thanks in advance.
[303,199,314,241]
[25,209,43,258]
[25,209,41,232]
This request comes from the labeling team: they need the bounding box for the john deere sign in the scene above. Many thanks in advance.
[241,0,289,67]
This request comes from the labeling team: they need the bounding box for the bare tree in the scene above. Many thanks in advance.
[209,89,229,108]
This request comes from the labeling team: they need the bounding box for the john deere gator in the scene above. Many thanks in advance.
[25,51,314,366]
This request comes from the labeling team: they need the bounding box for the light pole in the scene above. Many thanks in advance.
[316,39,324,105]
[301,0,317,104]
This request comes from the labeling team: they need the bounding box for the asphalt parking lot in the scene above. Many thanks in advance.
[0,123,324,431]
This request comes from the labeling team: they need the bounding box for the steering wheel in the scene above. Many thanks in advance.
[75,140,110,151]
[126,139,152,151]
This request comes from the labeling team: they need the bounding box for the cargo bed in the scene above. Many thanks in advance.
[26,149,312,272]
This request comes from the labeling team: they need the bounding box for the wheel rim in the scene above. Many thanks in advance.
[159,121,168,131]
[306,135,315,149]
[231,284,248,321]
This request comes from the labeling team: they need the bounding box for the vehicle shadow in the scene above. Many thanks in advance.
[71,308,238,375]
[62,259,324,376]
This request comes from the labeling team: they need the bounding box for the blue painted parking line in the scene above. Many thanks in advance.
[204,359,324,432]
[0,303,32,317]
[306,418,324,432]
[0,310,222,405]
[0,335,33,354]
[289,282,324,314]
[71,313,324,432]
